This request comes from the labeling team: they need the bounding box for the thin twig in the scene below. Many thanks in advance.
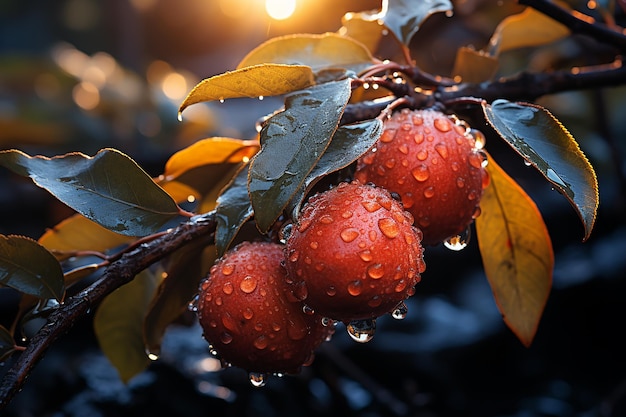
[0,211,217,411]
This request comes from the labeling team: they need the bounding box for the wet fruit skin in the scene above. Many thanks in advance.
[285,181,426,322]
[197,241,333,374]
[355,108,490,245]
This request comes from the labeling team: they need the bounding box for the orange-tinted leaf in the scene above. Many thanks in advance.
[488,6,570,55]
[178,64,314,115]
[452,46,499,83]
[237,33,374,73]
[39,214,132,252]
[475,155,554,347]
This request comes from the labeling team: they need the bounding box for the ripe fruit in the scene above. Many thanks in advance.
[196,241,333,375]
[354,108,489,245]
[285,181,426,322]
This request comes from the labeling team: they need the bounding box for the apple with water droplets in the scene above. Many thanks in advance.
[355,108,490,245]
[285,181,426,322]
[196,241,334,375]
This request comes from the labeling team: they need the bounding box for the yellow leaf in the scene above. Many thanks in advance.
[452,46,499,83]
[39,214,132,252]
[163,137,259,181]
[178,64,314,114]
[475,155,554,346]
[489,6,570,55]
[159,181,200,204]
[237,33,375,72]
[339,11,385,54]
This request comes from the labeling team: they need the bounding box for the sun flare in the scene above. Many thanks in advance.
[265,0,296,20]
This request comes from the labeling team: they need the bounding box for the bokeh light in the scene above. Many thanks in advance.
[265,0,297,20]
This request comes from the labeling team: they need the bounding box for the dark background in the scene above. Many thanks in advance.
[1,0,625,416]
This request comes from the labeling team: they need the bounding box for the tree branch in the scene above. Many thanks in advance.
[0,211,217,411]
[519,0,626,51]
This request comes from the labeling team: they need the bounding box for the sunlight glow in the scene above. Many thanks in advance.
[265,0,296,20]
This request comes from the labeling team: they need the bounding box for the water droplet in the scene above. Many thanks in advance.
[249,372,266,387]
[221,263,235,276]
[147,351,160,361]
[279,223,293,243]
[391,302,408,320]
[340,228,360,243]
[423,187,435,198]
[288,250,300,262]
[187,294,199,312]
[395,279,408,292]
[524,160,532,167]
[220,332,233,344]
[240,276,257,293]
[258,95,264,101]
[401,122,412,131]
[326,286,336,296]
[361,201,382,212]
[445,9,454,17]
[322,317,332,326]
[368,296,382,308]
[347,280,363,296]
[221,312,239,332]
[413,132,424,144]
[367,263,384,279]
[411,164,430,182]
[292,281,308,300]
[416,150,428,161]
[222,282,234,295]
[243,308,254,320]
[346,319,376,343]
[444,227,471,251]
[470,129,486,149]
[359,250,373,262]
[469,152,483,169]
[302,304,315,315]
[320,214,334,224]
[309,241,319,250]
[177,112,183,122]
[253,335,268,350]
[456,177,465,188]
[472,206,482,219]
[398,144,409,154]
[380,129,395,143]
[378,218,400,238]
[434,117,452,132]
[435,143,449,159]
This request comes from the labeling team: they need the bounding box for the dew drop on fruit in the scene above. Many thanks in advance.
[321,317,332,327]
[279,222,293,243]
[292,281,308,300]
[253,335,268,350]
[221,263,235,276]
[220,332,233,344]
[361,201,382,213]
[240,276,257,293]
[222,282,234,295]
[435,143,449,159]
[444,227,471,251]
[346,319,376,343]
[470,128,486,149]
[221,313,239,332]
[367,263,384,279]
[359,250,373,262]
[378,218,400,238]
[434,118,452,132]
[340,228,360,243]
[347,280,363,296]
[416,149,428,161]
[243,308,254,320]
[423,187,435,199]
[456,177,465,189]
[249,372,266,387]
[326,286,337,296]
[468,152,484,169]
[368,295,382,308]
[302,304,315,315]
[391,302,408,320]
[380,129,395,143]
[411,164,430,182]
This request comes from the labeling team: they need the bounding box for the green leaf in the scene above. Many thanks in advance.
[237,33,375,73]
[476,155,553,347]
[0,325,16,362]
[381,0,452,46]
[144,239,215,357]
[215,163,254,257]
[249,79,352,233]
[0,149,182,237]
[94,269,159,383]
[178,64,314,115]
[482,100,599,241]
[0,235,64,300]
[287,119,383,221]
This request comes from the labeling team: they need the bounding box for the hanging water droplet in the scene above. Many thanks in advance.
[321,317,332,326]
[444,227,471,251]
[187,294,199,312]
[258,95,264,101]
[279,222,293,243]
[146,349,160,361]
[470,128,486,149]
[346,319,376,343]
[391,302,408,320]
[177,111,183,122]
[302,304,315,315]
[524,160,532,167]
[219,98,225,104]
[249,372,266,387]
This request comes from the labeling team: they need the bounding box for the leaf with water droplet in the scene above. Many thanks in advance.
[287,119,383,222]
[475,155,553,347]
[0,235,64,300]
[237,33,374,74]
[144,238,216,356]
[215,163,254,256]
[482,99,598,241]
[380,0,452,46]
[0,149,182,237]
[178,64,314,115]
[249,79,352,233]
[94,269,160,383]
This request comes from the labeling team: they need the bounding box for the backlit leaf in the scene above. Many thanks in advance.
[452,46,499,83]
[482,100,598,241]
[0,149,181,237]
[144,240,215,356]
[488,7,570,55]
[476,156,553,347]
[339,10,386,54]
[249,79,352,233]
[288,119,383,221]
[178,64,314,115]
[237,33,374,73]
[0,235,64,300]
[94,269,159,383]
[39,214,132,253]
[381,0,452,46]
[215,163,254,257]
